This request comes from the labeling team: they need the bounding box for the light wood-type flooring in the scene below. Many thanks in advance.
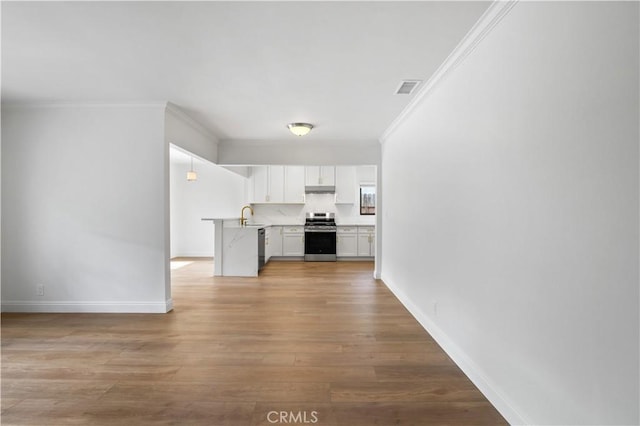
[1,259,507,425]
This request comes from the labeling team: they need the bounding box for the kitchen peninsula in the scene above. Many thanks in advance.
[204,218,267,277]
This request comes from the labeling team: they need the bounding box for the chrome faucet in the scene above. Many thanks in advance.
[240,205,254,226]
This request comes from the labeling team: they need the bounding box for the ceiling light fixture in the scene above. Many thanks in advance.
[287,122,313,136]
[187,157,197,181]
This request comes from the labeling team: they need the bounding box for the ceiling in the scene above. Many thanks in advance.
[2,1,490,144]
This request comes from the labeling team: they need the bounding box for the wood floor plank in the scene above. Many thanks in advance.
[104,351,296,367]
[332,402,508,426]
[173,365,377,383]
[1,260,507,425]
[330,380,489,403]
[294,352,455,367]
[101,382,330,403]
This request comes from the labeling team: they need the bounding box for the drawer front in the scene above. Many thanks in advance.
[358,226,375,234]
[337,227,357,234]
[283,226,304,234]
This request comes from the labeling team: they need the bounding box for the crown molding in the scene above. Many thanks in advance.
[379,0,518,144]
[165,102,218,143]
[1,101,167,109]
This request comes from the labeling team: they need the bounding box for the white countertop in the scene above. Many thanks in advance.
[202,218,303,226]
[203,218,372,227]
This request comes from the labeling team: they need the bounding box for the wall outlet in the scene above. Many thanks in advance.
[36,284,44,296]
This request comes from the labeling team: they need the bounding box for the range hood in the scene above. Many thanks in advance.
[305,185,336,194]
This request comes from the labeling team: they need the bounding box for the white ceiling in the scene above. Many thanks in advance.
[2,1,490,143]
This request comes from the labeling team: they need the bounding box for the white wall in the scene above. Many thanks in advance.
[217,140,380,166]
[381,2,638,425]
[170,151,247,258]
[1,104,171,313]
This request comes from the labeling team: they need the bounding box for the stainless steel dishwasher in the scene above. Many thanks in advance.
[257,228,265,271]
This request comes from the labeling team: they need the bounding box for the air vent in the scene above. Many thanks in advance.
[395,80,422,95]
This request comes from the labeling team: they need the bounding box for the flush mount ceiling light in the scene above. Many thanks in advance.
[187,157,197,181]
[287,122,313,136]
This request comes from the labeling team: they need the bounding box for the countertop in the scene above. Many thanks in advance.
[201,218,303,228]
[202,218,374,227]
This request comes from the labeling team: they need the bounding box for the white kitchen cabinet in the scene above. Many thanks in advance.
[265,227,272,262]
[267,226,283,258]
[269,166,285,203]
[251,166,284,203]
[335,166,356,204]
[357,226,375,257]
[251,166,304,204]
[252,166,269,203]
[305,166,335,186]
[284,166,305,203]
[337,226,358,257]
[282,226,304,256]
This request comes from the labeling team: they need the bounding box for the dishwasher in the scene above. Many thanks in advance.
[257,228,266,271]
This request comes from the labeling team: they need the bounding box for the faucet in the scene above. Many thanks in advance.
[240,205,254,226]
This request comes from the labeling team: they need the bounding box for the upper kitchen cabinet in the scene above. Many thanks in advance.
[251,165,284,203]
[284,166,305,203]
[305,166,335,186]
[250,165,305,204]
[269,166,285,203]
[335,166,356,204]
[251,166,269,203]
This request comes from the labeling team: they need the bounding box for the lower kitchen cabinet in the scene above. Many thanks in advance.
[337,227,358,257]
[282,226,304,256]
[266,226,284,261]
[272,225,372,259]
[357,226,375,257]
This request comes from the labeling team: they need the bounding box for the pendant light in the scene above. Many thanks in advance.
[187,157,197,181]
[287,122,313,136]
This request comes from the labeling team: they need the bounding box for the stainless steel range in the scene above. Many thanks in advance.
[304,212,337,261]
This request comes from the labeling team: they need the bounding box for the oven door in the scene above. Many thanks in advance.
[304,229,337,261]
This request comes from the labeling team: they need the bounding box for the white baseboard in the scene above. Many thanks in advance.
[381,274,528,425]
[1,300,173,313]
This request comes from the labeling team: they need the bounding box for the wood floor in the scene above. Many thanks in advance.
[1,260,507,425]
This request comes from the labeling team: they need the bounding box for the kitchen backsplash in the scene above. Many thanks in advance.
[252,193,375,225]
